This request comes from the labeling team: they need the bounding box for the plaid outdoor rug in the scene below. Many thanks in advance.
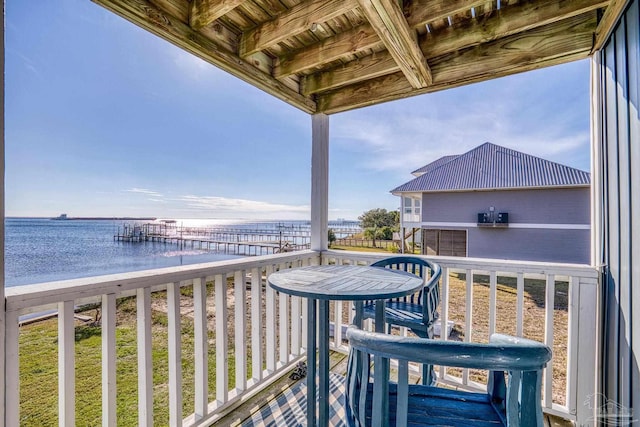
[241,372,346,426]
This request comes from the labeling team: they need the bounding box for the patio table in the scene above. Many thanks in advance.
[268,264,424,427]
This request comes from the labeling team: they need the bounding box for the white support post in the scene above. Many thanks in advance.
[1,18,6,427]
[59,300,76,427]
[136,287,153,427]
[265,266,277,372]
[234,271,247,390]
[167,282,183,426]
[4,312,19,427]
[193,277,209,419]
[590,52,603,269]
[214,274,228,403]
[488,271,497,337]
[543,274,555,409]
[311,113,329,252]
[250,267,263,381]
[102,294,117,427]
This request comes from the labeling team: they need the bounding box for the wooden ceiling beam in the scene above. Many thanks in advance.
[304,0,604,95]
[302,53,398,95]
[404,0,488,28]
[190,0,247,30]
[277,0,606,80]
[420,0,608,59]
[593,0,630,51]
[317,11,597,113]
[92,0,317,114]
[274,24,381,78]
[357,0,432,88]
[239,0,358,58]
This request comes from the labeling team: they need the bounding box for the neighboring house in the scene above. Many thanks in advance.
[391,142,591,264]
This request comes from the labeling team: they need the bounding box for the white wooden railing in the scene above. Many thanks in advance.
[321,250,600,424]
[3,249,599,425]
[4,250,319,427]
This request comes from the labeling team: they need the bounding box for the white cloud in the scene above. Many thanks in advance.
[332,60,591,175]
[126,188,164,197]
[177,194,310,218]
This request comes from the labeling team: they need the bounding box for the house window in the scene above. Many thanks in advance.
[422,229,467,257]
[403,197,420,222]
[403,197,412,215]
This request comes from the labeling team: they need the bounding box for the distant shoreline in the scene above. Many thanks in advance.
[51,216,157,221]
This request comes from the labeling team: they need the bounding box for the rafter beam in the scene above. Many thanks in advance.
[92,0,317,114]
[357,0,432,88]
[404,0,488,28]
[190,0,246,30]
[239,0,358,58]
[593,0,630,51]
[274,24,381,78]
[302,53,398,95]
[420,0,608,58]
[303,0,605,94]
[318,11,597,113]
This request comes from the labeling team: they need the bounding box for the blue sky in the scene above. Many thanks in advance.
[5,0,591,221]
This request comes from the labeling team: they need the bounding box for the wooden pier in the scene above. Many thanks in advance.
[114,222,319,256]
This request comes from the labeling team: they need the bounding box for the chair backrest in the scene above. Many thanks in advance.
[345,325,552,427]
[370,256,442,328]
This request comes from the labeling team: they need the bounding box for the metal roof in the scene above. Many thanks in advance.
[411,155,460,176]
[392,142,591,193]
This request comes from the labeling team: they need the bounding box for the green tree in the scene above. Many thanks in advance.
[328,228,336,247]
[358,208,398,247]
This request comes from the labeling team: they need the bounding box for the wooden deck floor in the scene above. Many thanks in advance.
[217,351,573,426]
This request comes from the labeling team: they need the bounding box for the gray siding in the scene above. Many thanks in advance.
[466,228,589,264]
[418,188,590,263]
[597,0,640,417]
[422,187,590,224]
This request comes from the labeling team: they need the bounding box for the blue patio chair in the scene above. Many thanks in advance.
[345,325,552,427]
[361,256,442,384]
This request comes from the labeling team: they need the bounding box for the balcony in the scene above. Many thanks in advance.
[3,250,599,426]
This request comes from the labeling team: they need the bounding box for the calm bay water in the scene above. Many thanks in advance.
[4,218,245,287]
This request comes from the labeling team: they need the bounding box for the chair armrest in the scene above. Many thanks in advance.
[346,326,551,372]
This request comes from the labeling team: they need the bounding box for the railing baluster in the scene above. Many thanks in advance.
[567,275,579,416]
[291,296,302,356]
[462,269,473,385]
[59,300,75,427]
[193,277,209,419]
[279,280,290,365]
[167,282,183,425]
[489,271,497,337]
[439,267,450,380]
[235,270,247,391]
[265,265,277,372]
[250,267,263,382]
[5,310,20,427]
[334,300,343,348]
[544,274,555,409]
[137,287,153,427]
[102,294,117,427]
[516,272,525,337]
[214,274,228,403]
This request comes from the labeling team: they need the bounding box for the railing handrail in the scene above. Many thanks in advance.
[322,249,599,278]
[5,250,317,313]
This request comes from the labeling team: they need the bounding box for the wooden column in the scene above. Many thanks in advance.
[311,114,329,252]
